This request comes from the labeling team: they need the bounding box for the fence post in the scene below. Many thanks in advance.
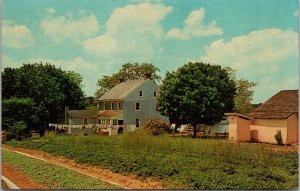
[2,130,6,143]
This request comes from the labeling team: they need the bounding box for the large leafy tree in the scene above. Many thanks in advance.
[2,63,85,136]
[224,67,256,114]
[158,62,236,138]
[95,62,160,99]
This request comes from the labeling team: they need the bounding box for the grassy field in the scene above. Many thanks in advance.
[2,149,122,189]
[6,131,299,189]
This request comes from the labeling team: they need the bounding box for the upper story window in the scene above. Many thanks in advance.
[117,102,121,110]
[111,103,115,110]
[139,91,143,96]
[153,91,157,98]
[135,102,141,111]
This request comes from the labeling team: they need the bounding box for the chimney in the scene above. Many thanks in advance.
[143,73,151,80]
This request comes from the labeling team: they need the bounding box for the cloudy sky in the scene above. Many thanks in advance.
[2,0,298,103]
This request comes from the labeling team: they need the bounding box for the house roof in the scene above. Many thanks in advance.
[247,90,298,119]
[98,79,145,101]
[67,110,98,117]
[225,113,253,120]
[98,110,123,117]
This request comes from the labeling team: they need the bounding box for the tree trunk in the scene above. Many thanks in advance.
[173,123,179,133]
[192,123,197,138]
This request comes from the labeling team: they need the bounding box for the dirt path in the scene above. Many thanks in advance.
[2,163,46,189]
[2,145,165,189]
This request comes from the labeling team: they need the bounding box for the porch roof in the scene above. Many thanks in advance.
[98,110,123,117]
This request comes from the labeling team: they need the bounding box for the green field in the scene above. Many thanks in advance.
[6,131,299,189]
[2,149,122,189]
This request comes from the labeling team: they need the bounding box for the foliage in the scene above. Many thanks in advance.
[158,62,236,137]
[142,118,170,135]
[224,67,256,114]
[6,121,27,141]
[2,63,86,136]
[2,98,40,139]
[274,130,283,145]
[7,133,298,190]
[95,62,160,98]
[2,150,121,189]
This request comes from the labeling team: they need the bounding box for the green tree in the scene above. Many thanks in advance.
[158,62,236,138]
[2,63,85,136]
[2,98,39,139]
[95,62,160,99]
[224,67,256,114]
[157,71,186,132]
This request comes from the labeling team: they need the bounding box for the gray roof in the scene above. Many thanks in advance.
[67,110,98,117]
[98,79,144,101]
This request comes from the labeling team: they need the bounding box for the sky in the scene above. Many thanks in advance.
[2,0,298,103]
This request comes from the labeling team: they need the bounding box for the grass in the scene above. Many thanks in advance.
[6,131,299,189]
[2,149,122,189]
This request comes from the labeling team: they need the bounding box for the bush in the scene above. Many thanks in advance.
[6,121,27,141]
[274,130,283,145]
[142,118,170,135]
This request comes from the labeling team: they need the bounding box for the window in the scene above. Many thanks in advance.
[136,118,140,128]
[139,91,143,96]
[98,119,101,124]
[105,119,111,125]
[111,103,115,110]
[135,102,141,111]
[153,91,157,97]
[83,118,88,125]
[117,102,121,110]
[113,119,118,125]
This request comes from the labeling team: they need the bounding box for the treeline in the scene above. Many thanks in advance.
[2,63,85,139]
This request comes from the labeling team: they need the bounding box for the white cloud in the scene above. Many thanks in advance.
[25,57,97,72]
[293,10,298,16]
[200,28,298,103]
[2,54,21,70]
[166,7,222,40]
[84,35,116,55]
[47,8,56,14]
[40,11,100,42]
[2,56,99,96]
[2,21,34,48]
[3,55,97,72]
[83,2,172,58]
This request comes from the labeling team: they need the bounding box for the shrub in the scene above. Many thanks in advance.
[274,130,283,145]
[6,121,27,141]
[142,118,170,135]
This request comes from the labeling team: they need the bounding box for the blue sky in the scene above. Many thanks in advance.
[2,0,298,103]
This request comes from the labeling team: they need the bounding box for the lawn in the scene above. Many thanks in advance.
[6,131,299,189]
[2,149,122,189]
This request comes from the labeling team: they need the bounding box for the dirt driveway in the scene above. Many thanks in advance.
[2,145,164,189]
[2,163,46,189]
